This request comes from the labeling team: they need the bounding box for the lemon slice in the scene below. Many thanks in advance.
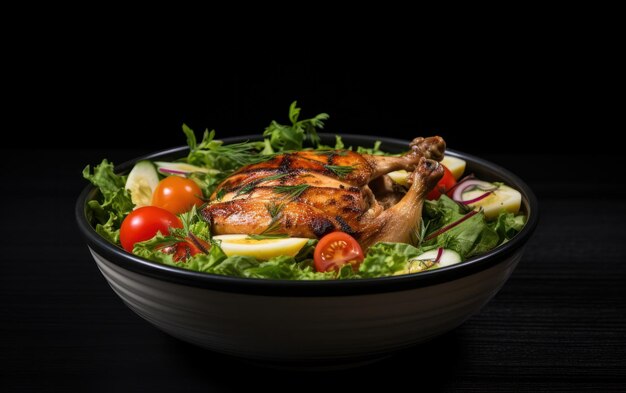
[212,234,309,260]
[463,184,521,220]
[441,156,466,180]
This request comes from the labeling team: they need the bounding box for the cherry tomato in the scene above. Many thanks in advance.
[120,206,182,252]
[314,232,364,272]
[163,237,210,262]
[152,176,204,215]
[426,165,457,200]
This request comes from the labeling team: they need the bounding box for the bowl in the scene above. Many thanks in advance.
[76,134,538,367]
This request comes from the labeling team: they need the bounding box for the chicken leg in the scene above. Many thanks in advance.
[365,136,446,180]
[358,158,444,250]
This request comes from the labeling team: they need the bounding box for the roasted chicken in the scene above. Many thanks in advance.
[201,137,446,250]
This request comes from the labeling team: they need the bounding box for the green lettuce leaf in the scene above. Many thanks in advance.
[359,242,422,278]
[490,212,526,243]
[83,160,134,245]
[421,195,521,258]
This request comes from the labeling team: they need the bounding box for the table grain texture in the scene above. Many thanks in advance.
[2,149,624,392]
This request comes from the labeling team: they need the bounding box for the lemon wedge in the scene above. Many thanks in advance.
[212,234,309,260]
[440,156,466,180]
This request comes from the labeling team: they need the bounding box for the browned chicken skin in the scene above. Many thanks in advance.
[201,136,445,250]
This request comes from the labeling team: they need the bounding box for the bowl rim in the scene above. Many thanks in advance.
[76,133,539,296]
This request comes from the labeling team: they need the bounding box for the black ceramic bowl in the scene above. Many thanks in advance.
[76,134,538,366]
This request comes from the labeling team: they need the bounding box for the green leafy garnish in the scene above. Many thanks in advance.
[356,140,400,156]
[259,201,285,235]
[183,125,264,172]
[235,173,289,196]
[263,101,329,151]
[273,184,310,200]
[324,164,355,178]
[82,159,134,244]
[359,242,422,278]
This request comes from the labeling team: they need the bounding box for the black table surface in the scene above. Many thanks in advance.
[2,148,625,392]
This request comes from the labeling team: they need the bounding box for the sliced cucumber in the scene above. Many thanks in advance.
[415,248,462,268]
[463,184,521,220]
[125,160,159,208]
[154,161,220,176]
[393,248,462,275]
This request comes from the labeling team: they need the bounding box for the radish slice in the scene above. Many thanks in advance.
[154,162,219,177]
[460,191,493,205]
[452,179,498,202]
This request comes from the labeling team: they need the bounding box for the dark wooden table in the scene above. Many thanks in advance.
[2,149,625,392]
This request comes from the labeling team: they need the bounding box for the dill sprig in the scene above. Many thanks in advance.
[260,202,286,235]
[235,173,289,196]
[324,165,355,178]
[215,188,225,201]
[273,184,310,200]
[183,125,265,171]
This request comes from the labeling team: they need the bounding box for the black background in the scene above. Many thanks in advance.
[2,43,625,392]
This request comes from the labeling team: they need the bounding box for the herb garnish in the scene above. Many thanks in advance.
[273,184,311,200]
[324,165,355,178]
[235,173,289,196]
[260,202,286,235]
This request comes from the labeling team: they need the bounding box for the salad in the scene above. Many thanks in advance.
[83,102,525,280]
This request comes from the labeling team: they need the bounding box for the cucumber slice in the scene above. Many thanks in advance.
[154,162,220,176]
[416,248,462,268]
[125,161,159,208]
[394,248,462,275]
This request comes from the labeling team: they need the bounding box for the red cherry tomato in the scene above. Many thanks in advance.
[152,176,204,215]
[120,206,182,252]
[314,232,364,272]
[163,237,210,261]
[426,165,457,200]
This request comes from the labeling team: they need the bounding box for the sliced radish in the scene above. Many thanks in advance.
[414,248,461,267]
[125,161,160,208]
[452,179,498,202]
[154,162,220,177]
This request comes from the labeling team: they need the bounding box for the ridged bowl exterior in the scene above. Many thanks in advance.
[92,248,522,361]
